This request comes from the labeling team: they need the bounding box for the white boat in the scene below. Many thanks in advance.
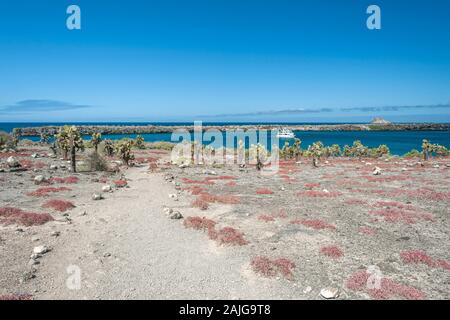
[276,128,295,139]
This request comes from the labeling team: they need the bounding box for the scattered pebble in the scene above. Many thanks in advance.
[169,211,183,219]
[320,287,340,299]
[33,245,49,255]
[92,193,103,200]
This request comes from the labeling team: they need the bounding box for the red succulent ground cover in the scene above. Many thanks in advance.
[344,198,368,206]
[42,199,76,212]
[208,227,249,246]
[182,178,214,185]
[372,201,416,211]
[256,188,274,195]
[400,250,450,270]
[49,176,79,184]
[304,183,320,189]
[197,192,240,204]
[362,175,410,183]
[225,181,237,187]
[391,189,450,201]
[183,216,248,246]
[204,175,237,182]
[359,226,377,235]
[27,187,71,197]
[290,218,336,230]
[369,208,433,224]
[191,198,209,210]
[183,216,217,231]
[297,190,342,198]
[114,180,128,187]
[0,294,33,300]
[320,245,343,259]
[0,207,54,226]
[346,270,425,300]
[258,214,275,222]
[0,151,32,158]
[250,256,296,280]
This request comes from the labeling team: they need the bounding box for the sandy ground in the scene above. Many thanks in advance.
[1,144,449,300]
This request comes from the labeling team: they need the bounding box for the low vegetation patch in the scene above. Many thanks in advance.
[256,188,274,195]
[49,176,79,184]
[27,187,71,197]
[183,216,216,231]
[320,245,343,259]
[346,270,425,300]
[290,218,336,230]
[400,250,450,270]
[0,207,54,226]
[208,227,249,246]
[250,256,296,280]
[42,199,76,212]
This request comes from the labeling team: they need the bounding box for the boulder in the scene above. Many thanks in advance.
[6,156,20,168]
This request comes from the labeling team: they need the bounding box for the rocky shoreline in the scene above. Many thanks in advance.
[14,123,450,136]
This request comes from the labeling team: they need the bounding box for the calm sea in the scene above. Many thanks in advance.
[1,122,449,156]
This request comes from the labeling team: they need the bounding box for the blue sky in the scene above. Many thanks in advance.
[0,0,449,122]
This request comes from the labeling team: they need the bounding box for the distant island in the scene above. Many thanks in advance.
[12,121,450,136]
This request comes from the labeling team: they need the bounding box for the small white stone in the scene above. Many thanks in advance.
[92,193,103,200]
[320,287,340,299]
[102,185,112,192]
[33,245,49,255]
[303,286,312,294]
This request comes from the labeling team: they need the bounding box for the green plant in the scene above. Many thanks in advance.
[0,131,13,150]
[134,135,145,149]
[307,141,324,167]
[281,141,291,160]
[115,139,134,166]
[39,131,50,144]
[422,139,434,160]
[292,138,302,161]
[328,144,341,157]
[103,139,114,156]
[91,132,102,153]
[56,126,84,172]
[404,149,421,158]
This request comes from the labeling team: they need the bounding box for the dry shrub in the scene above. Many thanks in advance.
[42,199,76,212]
[0,207,53,226]
[346,270,425,300]
[250,256,295,280]
[84,152,109,172]
[27,187,71,197]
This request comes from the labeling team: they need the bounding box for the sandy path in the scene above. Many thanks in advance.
[29,166,300,299]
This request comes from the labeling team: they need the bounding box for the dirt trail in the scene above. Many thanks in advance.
[28,166,300,299]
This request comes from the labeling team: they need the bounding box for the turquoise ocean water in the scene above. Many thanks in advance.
[1,122,449,156]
